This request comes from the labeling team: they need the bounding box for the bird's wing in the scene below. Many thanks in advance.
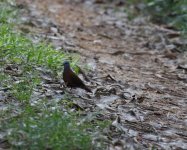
[71,71,84,85]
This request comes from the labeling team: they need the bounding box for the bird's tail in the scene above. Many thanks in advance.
[84,85,92,93]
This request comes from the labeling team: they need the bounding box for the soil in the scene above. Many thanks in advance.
[15,0,187,149]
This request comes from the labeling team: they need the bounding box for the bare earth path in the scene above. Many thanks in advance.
[17,0,187,149]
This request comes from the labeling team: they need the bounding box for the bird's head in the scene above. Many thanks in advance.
[63,61,70,68]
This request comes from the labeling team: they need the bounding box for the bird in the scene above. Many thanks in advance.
[63,61,92,93]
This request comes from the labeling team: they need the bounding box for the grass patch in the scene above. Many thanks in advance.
[124,0,187,51]
[3,109,93,150]
[125,0,187,33]
[0,1,110,149]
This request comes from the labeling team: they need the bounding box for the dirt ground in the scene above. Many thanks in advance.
[16,0,187,149]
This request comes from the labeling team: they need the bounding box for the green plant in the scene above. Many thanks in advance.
[126,0,187,33]
[4,110,93,150]
[0,1,110,149]
[145,0,187,32]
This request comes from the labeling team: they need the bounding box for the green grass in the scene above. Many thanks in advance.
[0,1,110,149]
[124,0,187,52]
[4,109,93,150]
[125,0,187,33]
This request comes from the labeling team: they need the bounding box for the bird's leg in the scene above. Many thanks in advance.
[63,87,72,94]
[60,82,67,91]
[60,82,71,93]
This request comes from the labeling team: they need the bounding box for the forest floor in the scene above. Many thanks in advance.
[1,0,187,149]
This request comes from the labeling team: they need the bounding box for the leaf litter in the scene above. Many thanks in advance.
[1,0,187,149]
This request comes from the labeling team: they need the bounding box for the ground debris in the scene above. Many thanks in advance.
[2,0,186,149]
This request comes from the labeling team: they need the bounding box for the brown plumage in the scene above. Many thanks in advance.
[63,61,92,93]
